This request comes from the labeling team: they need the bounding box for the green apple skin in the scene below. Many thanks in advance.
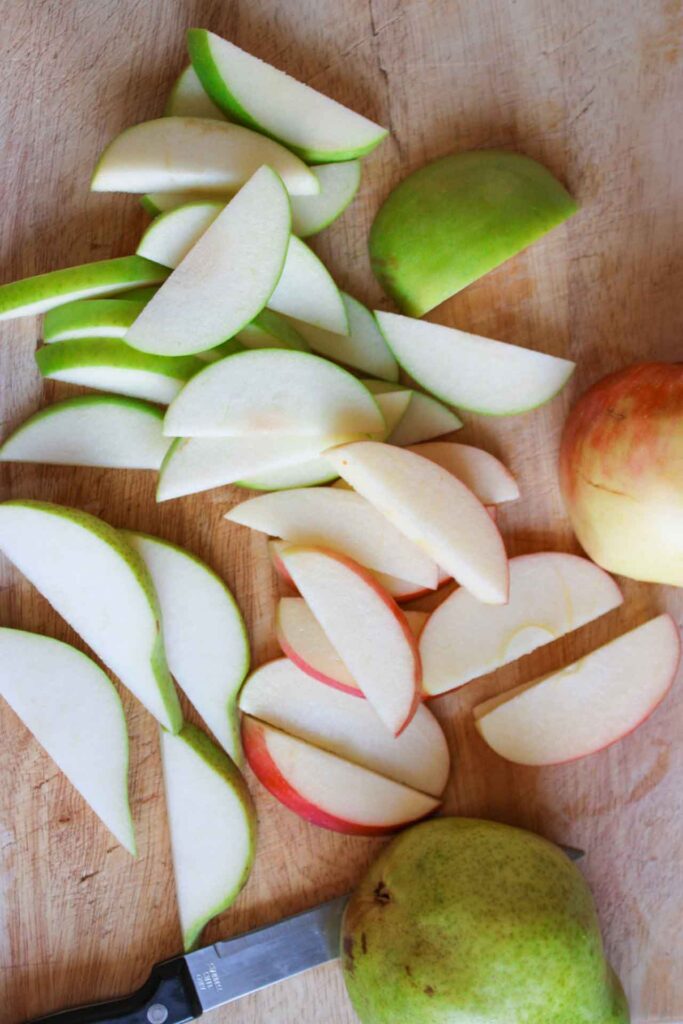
[115,285,161,302]
[369,150,577,316]
[36,338,204,383]
[43,297,149,342]
[342,818,629,1024]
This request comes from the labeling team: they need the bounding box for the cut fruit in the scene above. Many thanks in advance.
[385,387,462,446]
[115,285,161,302]
[188,29,388,162]
[474,614,680,765]
[277,546,421,735]
[164,349,385,438]
[326,442,509,604]
[161,724,256,951]
[137,200,224,268]
[0,500,181,732]
[293,294,398,381]
[421,553,624,696]
[376,312,575,416]
[407,442,520,505]
[91,117,318,196]
[239,657,447,796]
[269,237,348,335]
[164,65,228,120]
[125,166,291,357]
[43,297,149,342]
[0,628,135,854]
[0,395,171,470]
[141,191,232,216]
[0,256,168,321]
[235,309,308,352]
[290,163,361,237]
[35,339,203,404]
[226,488,439,588]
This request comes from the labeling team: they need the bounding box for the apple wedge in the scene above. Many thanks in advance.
[326,442,509,604]
[137,200,225,268]
[165,65,228,120]
[276,546,422,735]
[188,29,388,162]
[0,395,171,469]
[375,312,575,416]
[0,628,135,854]
[384,386,463,446]
[161,724,256,951]
[290,162,361,237]
[125,167,290,357]
[474,614,680,765]
[269,237,348,335]
[35,339,203,404]
[0,500,181,732]
[43,297,150,342]
[235,309,308,352]
[292,294,399,381]
[91,117,318,196]
[407,442,520,505]
[226,488,439,588]
[421,553,623,696]
[115,285,161,302]
[141,191,232,216]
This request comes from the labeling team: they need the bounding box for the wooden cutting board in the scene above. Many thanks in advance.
[1,1,681,1021]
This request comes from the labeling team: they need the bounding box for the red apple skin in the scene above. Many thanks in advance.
[559,363,683,585]
[241,717,438,836]
[275,617,365,698]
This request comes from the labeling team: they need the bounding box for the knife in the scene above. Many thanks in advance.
[27,844,584,1023]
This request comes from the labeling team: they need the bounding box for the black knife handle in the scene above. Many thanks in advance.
[26,957,202,1024]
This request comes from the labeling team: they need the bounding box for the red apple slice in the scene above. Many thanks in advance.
[406,442,520,505]
[239,658,448,796]
[277,546,421,735]
[421,553,623,696]
[242,717,439,834]
[326,441,509,604]
[474,614,680,765]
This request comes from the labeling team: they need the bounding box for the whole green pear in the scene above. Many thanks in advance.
[342,818,629,1024]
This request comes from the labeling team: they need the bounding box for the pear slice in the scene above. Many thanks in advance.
[0,395,171,469]
[0,256,168,321]
[0,500,181,732]
[165,65,228,120]
[0,628,135,855]
[292,294,398,381]
[188,29,388,162]
[290,162,361,237]
[126,534,248,762]
[161,724,256,951]
[43,297,149,342]
[235,309,308,352]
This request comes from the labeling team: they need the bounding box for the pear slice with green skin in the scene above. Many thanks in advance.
[91,117,319,197]
[290,162,361,237]
[160,723,256,952]
[125,533,249,763]
[291,294,398,381]
[0,256,169,322]
[43,297,149,342]
[364,378,463,444]
[0,500,182,732]
[188,29,388,163]
[236,309,309,352]
[165,65,229,120]
[0,395,171,469]
[0,628,135,855]
[36,339,204,404]
[370,149,578,316]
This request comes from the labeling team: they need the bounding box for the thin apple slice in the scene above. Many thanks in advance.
[165,65,228,120]
[188,29,388,162]
[0,628,135,854]
[385,387,463,445]
[137,200,225,268]
[141,191,232,216]
[407,442,520,504]
[474,614,680,765]
[0,395,171,470]
[269,237,348,335]
[421,553,623,696]
[290,163,361,237]
[235,309,308,351]
[242,718,438,834]
[161,724,256,951]
[293,294,398,381]
[239,657,447,796]
[226,488,439,588]
[0,500,181,732]
[91,117,318,196]
[115,285,161,302]
[126,533,249,762]
[375,312,575,415]
[277,546,421,735]
[43,297,150,342]
[326,442,509,604]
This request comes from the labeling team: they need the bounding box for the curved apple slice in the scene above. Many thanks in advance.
[43,297,150,342]
[408,442,520,505]
[235,310,308,352]
[290,163,361,237]
[294,295,398,382]
[269,237,348,335]
[384,386,463,446]
[164,65,228,120]
[242,717,438,834]
[474,614,680,765]
[137,201,225,268]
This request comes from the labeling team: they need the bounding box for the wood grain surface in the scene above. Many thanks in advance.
[1,1,681,1021]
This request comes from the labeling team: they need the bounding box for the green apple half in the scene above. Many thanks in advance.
[43,297,149,342]
[164,65,228,120]
[160,723,256,951]
[0,500,181,732]
[0,627,135,854]
[291,294,398,381]
[0,395,171,469]
[188,29,388,163]
[369,149,577,316]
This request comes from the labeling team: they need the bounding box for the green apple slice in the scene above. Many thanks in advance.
[235,309,308,352]
[0,627,135,854]
[370,149,578,315]
[36,339,203,404]
[165,65,228,120]
[43,297,149,342]
[0,395,171,469]
[0,256,168,322]
[0,500,181,732]
[137,201,225,268]
[160,723,256,951]
[126,534,248,762]
[164,349,385,438]
[292,294,398,381]
[125,167,290,357]
[91,117,318,196]
[364,378,463,444]
[140,191,233,216]
[114,285,161,302]
[269,237,347,334]
[290,162,361,237]
[188,29,388,162]
[375,312,575,416]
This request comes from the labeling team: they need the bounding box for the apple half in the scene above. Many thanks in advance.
[43,297,150,342]
[164,65,228,120]
[407,442,520,505]
[292,294,398,382]
[474,614,680,765]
